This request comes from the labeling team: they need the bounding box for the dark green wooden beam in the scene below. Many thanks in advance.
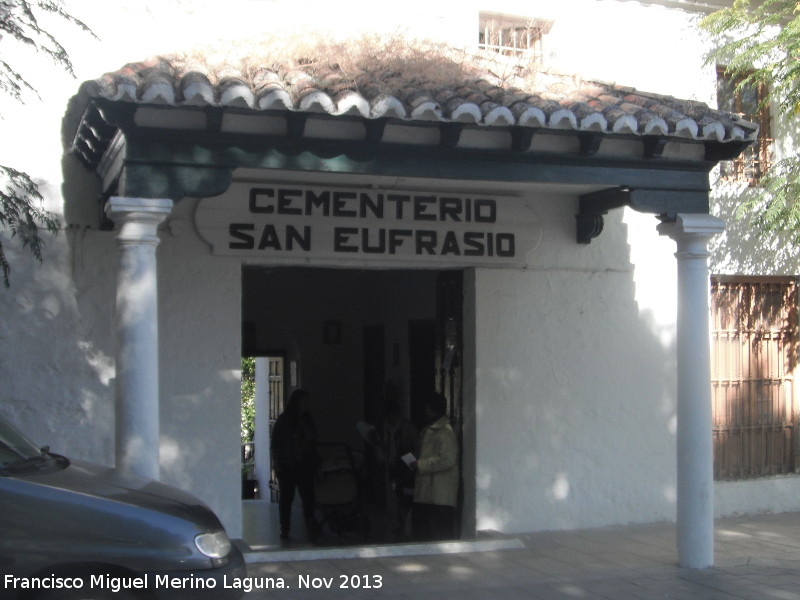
[112,128,715,201]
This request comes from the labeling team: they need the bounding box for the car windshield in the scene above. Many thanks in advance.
[0,417,46,469]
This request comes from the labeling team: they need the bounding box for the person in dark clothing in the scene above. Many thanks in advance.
[381,399,418,541]
[270,389,320,541]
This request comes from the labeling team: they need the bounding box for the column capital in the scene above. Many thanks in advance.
[106,196,173,217]
[105,197,173,245]
[657,213,725,242]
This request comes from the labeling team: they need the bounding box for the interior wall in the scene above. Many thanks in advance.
[242,268,439,449]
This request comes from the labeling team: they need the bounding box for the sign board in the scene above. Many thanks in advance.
[195,183,540,268]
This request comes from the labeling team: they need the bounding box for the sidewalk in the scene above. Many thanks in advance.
[240,512,800,599]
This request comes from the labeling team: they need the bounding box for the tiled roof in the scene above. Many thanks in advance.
[74,51,758,144]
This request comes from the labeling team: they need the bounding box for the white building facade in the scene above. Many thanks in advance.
[1,0,798,569]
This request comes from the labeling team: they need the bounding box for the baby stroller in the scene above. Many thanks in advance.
[314,443,370,541]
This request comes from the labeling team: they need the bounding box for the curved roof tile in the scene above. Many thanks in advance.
[180,71,215,106]
[548,108,579,130]
[76,53,759,144]
[257,88,292,110]
[448,100,483,123]
[511,103,547,128]
[219,78,254,108]
[483,104,515,126]
[370,95,406,119]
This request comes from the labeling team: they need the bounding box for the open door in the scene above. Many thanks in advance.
[437,272,463,435]
[408,272,463,430]
[436,271,464,537]
[406,271,463,539]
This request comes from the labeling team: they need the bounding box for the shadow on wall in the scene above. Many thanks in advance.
[474,207,680,533]
[0,220,117,463]
[710,181,800,276]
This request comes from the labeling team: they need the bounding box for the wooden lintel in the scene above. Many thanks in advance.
[643,136,668,159]
[577,186,709,243]
[579,186,630,215]
[628,188,708,218]
[510,127,535,151]
[580,187,708,217]
[286,113,307,139]
[576,213,605,244]
[95,100,136,131]
[205,108,224,133]
[704,140,754,162]
[579,131,604,155]
[364,119,387,143]
[84,106,117,141]
[440,122,465,147]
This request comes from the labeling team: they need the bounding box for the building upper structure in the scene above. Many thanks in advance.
[68,47,757,149]
[2,0,797,558]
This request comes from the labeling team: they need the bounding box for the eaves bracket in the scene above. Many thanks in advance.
[577,186,709,244]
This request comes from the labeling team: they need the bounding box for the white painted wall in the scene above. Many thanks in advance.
[2,0,800,540]
[471,197,680,532]
[156,198,244,535]
[0,224,117,459]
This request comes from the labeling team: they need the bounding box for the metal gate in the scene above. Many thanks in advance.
[267,356,285,424]
[711,277,799,479]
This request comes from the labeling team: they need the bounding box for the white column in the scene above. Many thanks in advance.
[658,213,725,569]
[106,197,173,481]
[254,357,271,495]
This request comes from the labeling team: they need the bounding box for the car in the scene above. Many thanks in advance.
[0,415,246,600]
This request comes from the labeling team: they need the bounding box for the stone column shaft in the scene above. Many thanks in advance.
[106,197,173,480]
[659,213,725,569]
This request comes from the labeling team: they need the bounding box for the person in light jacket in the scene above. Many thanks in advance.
[410,391,459,541]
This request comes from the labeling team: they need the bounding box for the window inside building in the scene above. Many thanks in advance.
[478,11,552,60]
[716,67,773,185]
[711,277,798,480]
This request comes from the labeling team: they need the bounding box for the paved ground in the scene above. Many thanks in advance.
[239,512,800,599]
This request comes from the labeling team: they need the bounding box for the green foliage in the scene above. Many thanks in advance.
[0,0,90,101]
[241,356,255,444]
[702,0,800,115]
[701,0,800,240]
[0,0,92,287]
[0,166,59,287]
[736,156,800,240]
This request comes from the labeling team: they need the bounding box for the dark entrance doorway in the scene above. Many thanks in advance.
[408,320,436,431]
[241,267,464,547]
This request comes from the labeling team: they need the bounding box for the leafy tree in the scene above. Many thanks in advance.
[701,0,800,237]
[0,0,91,287]
[241,356,256,444]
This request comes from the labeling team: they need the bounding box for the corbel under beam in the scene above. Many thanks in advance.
[577,186,709,244]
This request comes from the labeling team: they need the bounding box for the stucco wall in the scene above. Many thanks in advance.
[0,226,116,460]
[0,196,246,536]
[716,477,800,518]
[471,201,682,532]
[157,198,244,536]
[3,0,800,543]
